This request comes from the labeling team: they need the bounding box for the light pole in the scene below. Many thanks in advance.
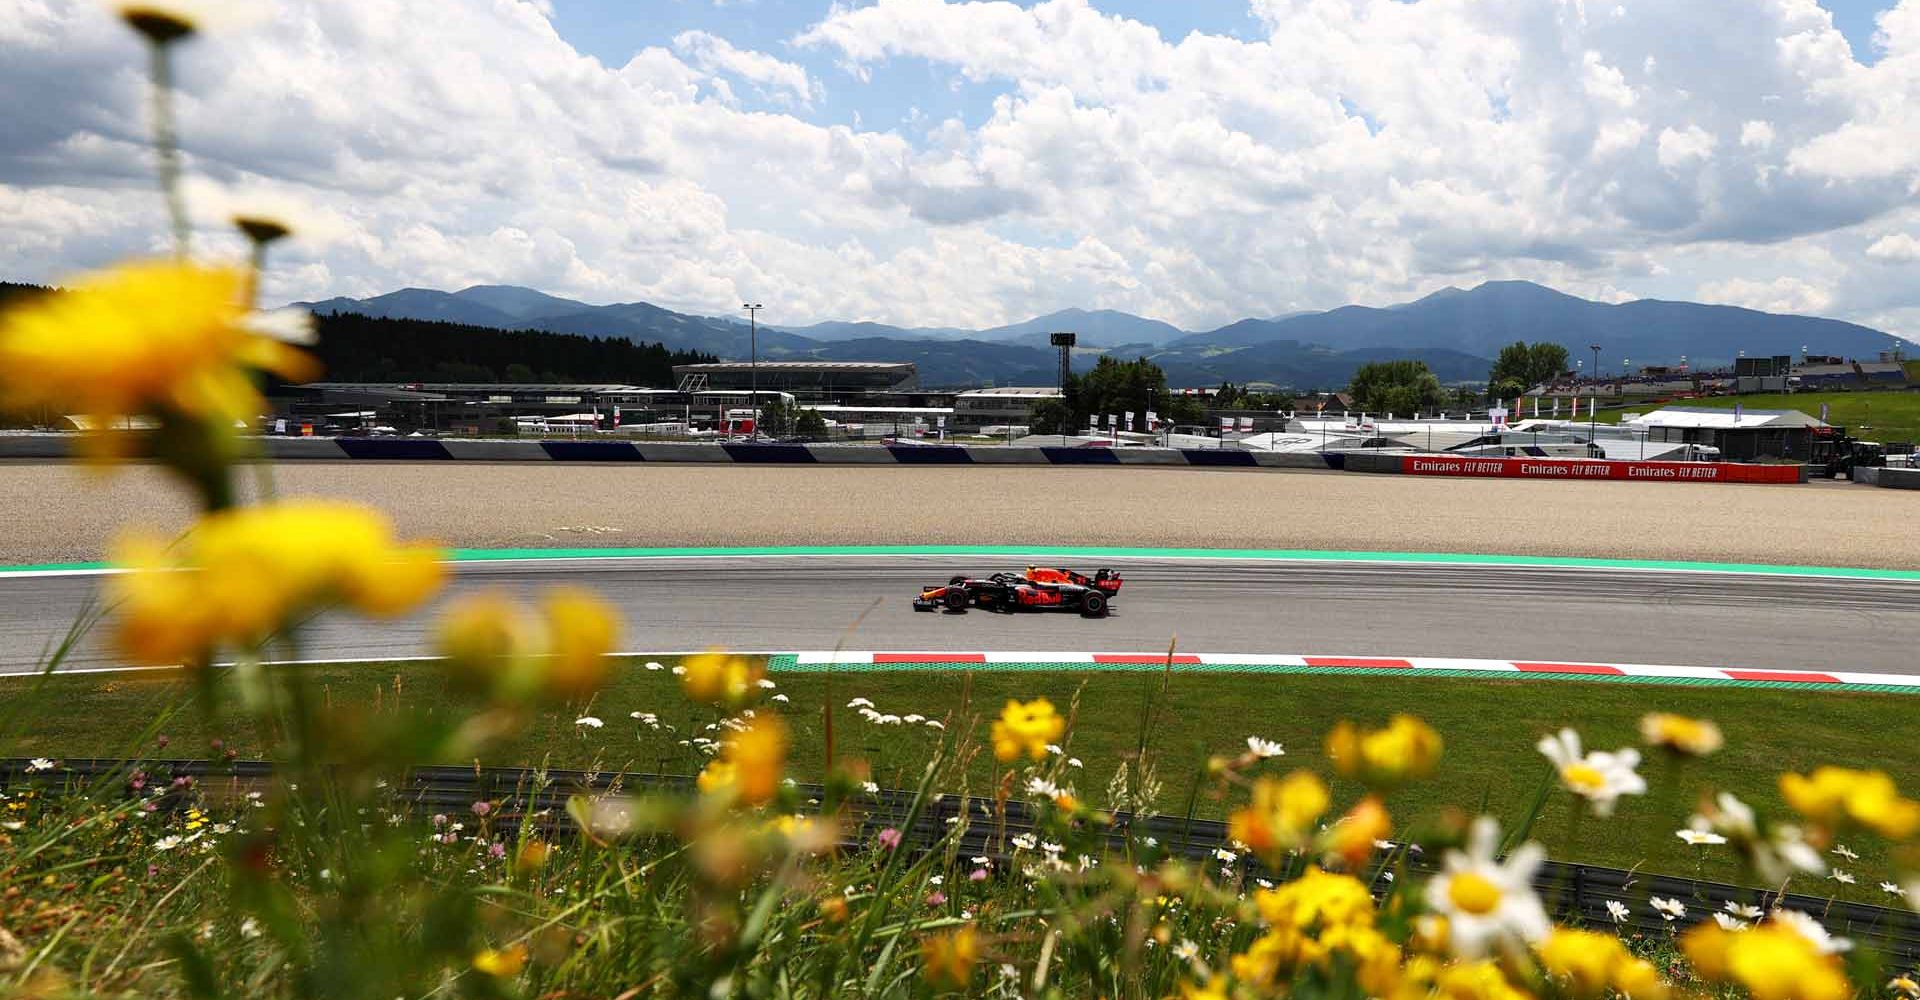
[742,302,762,440]
[1588,344,1601,444]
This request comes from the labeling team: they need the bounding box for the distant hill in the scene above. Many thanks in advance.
[1176,280,1896,367]
[287,279,1905,389]
[981,308,1187,347]
[303,311,714,386]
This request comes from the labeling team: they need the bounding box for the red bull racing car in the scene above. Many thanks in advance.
[913,566,1123,618]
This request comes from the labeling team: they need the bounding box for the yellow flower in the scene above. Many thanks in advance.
[1538,928,1629,997]
[715,716,787,806]
[680,650,763,705]
[0,262,318,460]
[435,591,530,687]
[921,926,980,990]
[1229,771,1329,860]
[1781,767,1920,840]
[1321,794,1392,870]
[1431,959,1532,1000]
[1315,922,1402,995]
[1613,957,1668,1000]
[538,587,619,699]
[1252,866,1375,932]
[1178,979,1228,1000]
[1683,919,1851,1000]
[109,500,441,665]
[1639,712,1724,756]
[471,942,527,978]
[991,698,1064,762]
[697,760,738,798]
[1325,715,1443,788]
[1231,927,1303,986]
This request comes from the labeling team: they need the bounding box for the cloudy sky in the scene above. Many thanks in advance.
[3,0,1919,340]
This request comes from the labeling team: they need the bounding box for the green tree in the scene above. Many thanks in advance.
[1347,360,1446,415]
[755,397,827,439]
[1488,341,1570,393]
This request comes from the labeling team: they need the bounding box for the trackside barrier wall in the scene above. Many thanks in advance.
[0,435,1815,483]
[1865,467,1920,490]
[1399,454,1806,484]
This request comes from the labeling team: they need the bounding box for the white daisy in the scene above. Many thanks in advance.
[924,720,945,730]
[1771,910,1852,954]
[1882,882,1908,898]
[1213,847,1238,863]
[644,661,664,671]
[1676,828,1728,846]
[25,758,55,773]
[1068,757,1083,768]
[575,716,603,728]
[1536,728,1646,817]
[847,698,875,709]
[154,835,183,850]
[670,665,686,675]
[1725,902,1763,919]
[756,678,777,689]
[1650,896,1686,921]
[860,781,879,794]
[1832,844,1859,861]
[1713,913,1750,931]
[1011,833,1037,850]
[1246,736,1285,759]
[1606,900,1630,923]
[1423,816,1550,959]
[1690,793,1825,884]
[1026,777,1062,798]
[771,694,789,703]
[1172,939,1199,961]
[1830,869,1857,885]
[903,713,924,723]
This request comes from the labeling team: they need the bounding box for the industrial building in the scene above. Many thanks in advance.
[949,387,1062,431]
[1622,406,1830,462]
[669,361,918,398]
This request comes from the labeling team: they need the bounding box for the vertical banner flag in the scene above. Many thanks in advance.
[1820,402,1830,423]
[1489,406,1509,427]
[1146,410,1158,429]
[1219,416,1233,434]
[613,406,622,427]
[1572,396,1580,419]
[1124,413,1134,431]
[1108,414,1120,435]
[1238,417,1254,432]
[1553,398,1561,418]
[1733,403,1743,423]
[1088,414,1098,431]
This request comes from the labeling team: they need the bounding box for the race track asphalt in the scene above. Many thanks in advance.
[1,555,1916,676]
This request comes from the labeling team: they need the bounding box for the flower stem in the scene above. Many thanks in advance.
[147,41,190,258]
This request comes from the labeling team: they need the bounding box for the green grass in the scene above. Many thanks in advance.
[1605,390,1920,443]
[7,658,1915,901]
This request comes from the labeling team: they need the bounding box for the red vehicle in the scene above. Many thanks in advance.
[913,567,1122,618]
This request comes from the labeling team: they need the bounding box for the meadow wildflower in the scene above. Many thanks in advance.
[1639,712,1724,756]
[471,943,527,978]
[1606,900,1631,923]
[1682,912,1852,1000]
[1423,816,1549,958]
[1650,896,1686,921]
[1676,828,1727,845]
[1780,767,1920,840]
[1537,728,1646,816]
[1324,714,1442,788]
[991,699,1065,762]
[538,587,619,699]
[920,925,981,988]
[680,650,764,705]
[0,261,318,462]
[1228,771,1328,861]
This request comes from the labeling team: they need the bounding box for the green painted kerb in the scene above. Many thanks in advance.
[762,655,1920,695]
[4,544,1919,580]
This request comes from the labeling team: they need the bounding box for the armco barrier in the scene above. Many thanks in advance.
[1400,454,1805,484]
[11,756,1918,961]
[1864,467,1920,491]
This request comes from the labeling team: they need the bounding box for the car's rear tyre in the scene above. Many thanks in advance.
[945,588,970,611]
[1080,592,1107,618]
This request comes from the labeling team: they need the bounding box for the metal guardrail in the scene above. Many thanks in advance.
[9,757,1919,960]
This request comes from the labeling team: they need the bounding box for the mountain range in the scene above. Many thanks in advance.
[294,280,1904,390]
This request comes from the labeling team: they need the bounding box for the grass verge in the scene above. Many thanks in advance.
[5,657,1913,901]
[1602,390,1920,443]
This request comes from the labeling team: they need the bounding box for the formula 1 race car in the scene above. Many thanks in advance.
[913,566,1123,618]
